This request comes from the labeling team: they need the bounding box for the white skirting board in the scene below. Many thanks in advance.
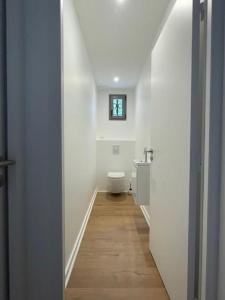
[65,189,97,287]
[140,205,150,227]
[97,190,128,193]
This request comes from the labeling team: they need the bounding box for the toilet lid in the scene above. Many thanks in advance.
[108,172,125,179]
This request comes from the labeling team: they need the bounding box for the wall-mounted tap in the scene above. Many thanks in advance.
[144,147,154,162]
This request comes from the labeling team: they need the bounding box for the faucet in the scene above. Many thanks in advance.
[144,147,154,162]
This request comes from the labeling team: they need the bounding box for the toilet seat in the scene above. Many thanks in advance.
[107,172,125,179]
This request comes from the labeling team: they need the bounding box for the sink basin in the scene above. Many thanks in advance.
[133,159,151,167]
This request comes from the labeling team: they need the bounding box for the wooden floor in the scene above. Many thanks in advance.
[66,192,170,300]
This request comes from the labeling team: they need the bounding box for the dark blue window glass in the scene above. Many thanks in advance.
[109,95,127,120]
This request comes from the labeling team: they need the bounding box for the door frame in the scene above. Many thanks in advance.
[4,0,225,299]
[188,0,207,299]
[218,17,225,299]
[188,0,225,299]
[204,1,225,299]
[0,0,9,299]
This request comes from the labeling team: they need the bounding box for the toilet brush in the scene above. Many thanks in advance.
[128,179,132,195]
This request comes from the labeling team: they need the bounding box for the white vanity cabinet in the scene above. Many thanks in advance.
[132,160,151,206]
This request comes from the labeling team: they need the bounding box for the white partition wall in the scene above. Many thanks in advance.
[63,0,97,279]
[149,1,193,299]
[135,56,151,217]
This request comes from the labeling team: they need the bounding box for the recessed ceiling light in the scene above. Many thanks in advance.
[114,76,120,83]
[117,0,126,4]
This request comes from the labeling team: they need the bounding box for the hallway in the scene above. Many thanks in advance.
[66,193,169,300]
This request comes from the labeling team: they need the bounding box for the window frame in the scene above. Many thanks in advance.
[109,94,127,121]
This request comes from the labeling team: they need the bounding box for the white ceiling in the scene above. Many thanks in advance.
[74,0,171,89]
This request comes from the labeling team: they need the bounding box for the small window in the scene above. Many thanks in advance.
[109,94,127,120]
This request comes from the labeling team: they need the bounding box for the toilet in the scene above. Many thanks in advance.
[107,172,125,194]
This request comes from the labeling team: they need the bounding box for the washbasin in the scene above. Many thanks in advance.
[133,159,151,167]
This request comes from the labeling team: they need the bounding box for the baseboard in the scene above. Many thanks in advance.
[97,190,129,193]
[65,188,97,287]
[140,205,150,227]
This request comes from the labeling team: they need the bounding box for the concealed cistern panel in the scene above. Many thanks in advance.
[112,144,120,155]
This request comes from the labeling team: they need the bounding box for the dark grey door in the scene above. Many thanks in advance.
[0,1,9,299]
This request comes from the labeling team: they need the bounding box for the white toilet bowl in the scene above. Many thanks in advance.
[107,172,125,194]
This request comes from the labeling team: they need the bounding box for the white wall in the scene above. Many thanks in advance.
[63,0,96,272]
[96,140,135,191]
[96,88,135,191]
[97,88,135,140]
[135,1,192,299]
[135,56,152,216]
[149,1,192,299]
[135,56,151,160]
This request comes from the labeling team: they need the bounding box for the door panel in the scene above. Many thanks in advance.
[0,0,9,299]
[149,1,193,300]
